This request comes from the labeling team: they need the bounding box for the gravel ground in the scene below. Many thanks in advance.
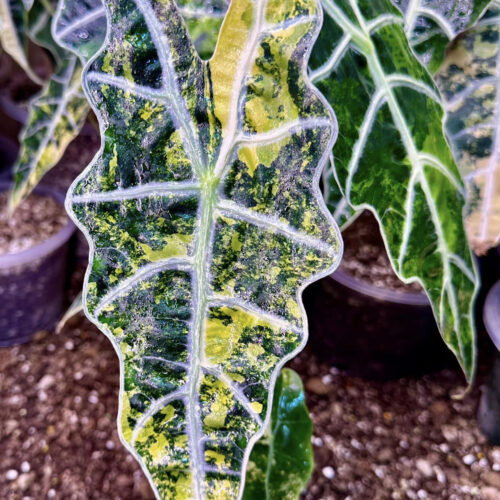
[1,313,499,500]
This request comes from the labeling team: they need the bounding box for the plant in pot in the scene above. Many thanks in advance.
[6,0,488,497]
[0,0,94,346]
[53,0,485,497]
[64,0,344,497]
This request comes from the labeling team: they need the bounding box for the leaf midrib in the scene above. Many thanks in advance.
[320,0,467,362]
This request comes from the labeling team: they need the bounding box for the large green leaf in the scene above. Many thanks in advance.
[67,0,341,498]
[392,0,493,72]
[0,0,42,83]
[243,368,313,500]
[312,0,478,379]
[436,2,500,254]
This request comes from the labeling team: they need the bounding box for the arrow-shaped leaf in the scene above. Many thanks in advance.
[67,0,340,498]
[393,0,493,72]
[312,0,478,378]
[243,368,313,500]
[436,2,500,254]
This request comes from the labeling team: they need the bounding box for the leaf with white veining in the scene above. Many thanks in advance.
[9,55,89,209]
[53,0,106,62]
[67,0,341,498]
[436,2,500,254]
[393,0,492,72]
[312,0,478,379]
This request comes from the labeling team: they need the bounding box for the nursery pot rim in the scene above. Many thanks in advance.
[483,279,500,351]
[0,182,75,269]
[330,267,430,306]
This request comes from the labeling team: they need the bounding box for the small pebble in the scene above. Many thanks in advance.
[311,436,323,447]
[417,490,428,499]
[322,466,335,479]
[6,469,18,481]
[439,443,450,454]
[20,461,30,473]
[463,454,475,465]
[105,440,115,450]
[416,459,433,478]
[88,393,99,404]
[65,340,74,350]
[47,489,56,498]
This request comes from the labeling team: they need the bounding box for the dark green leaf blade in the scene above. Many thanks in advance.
[243,368,314,500]
[313,0,478,379]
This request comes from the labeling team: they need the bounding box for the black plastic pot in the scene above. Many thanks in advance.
[0,183,75,346]
[304,268,457,380]
[478,280,500,445]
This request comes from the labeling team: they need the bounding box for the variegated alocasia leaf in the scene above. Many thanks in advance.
[392,0,492,72]
[9,55,89,209]
[52,0,106,62]
[0,0,42,83]
[177,0,228,59]
[312,0,478,378]
[52,0,228,63]
[67,0,341,498]
[243,368,313,500]
[8,0,102,209]
[436,2,500,254]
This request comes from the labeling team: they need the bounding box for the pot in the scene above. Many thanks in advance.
[304,268,458,380]
[0,183,75,346]
[478,280,500,445]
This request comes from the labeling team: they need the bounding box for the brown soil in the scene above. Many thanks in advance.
[0,310,498,499]
[340,211,423,293]
[0,192,68,255]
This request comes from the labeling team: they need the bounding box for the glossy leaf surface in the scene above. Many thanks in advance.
[312,0,478,378]
[393,0,492,72]
[243,368,313,500]
[67,0,341,498]
[437,2,500,254]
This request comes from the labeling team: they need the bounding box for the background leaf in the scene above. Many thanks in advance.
[436,1,500,254]
[242,368,313,500]
[8,0,101,209]
[312,0,478,379]
[9,54,89,209]
[67,0,341,498]
[392,0,493,72]
[0,0,42,83]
